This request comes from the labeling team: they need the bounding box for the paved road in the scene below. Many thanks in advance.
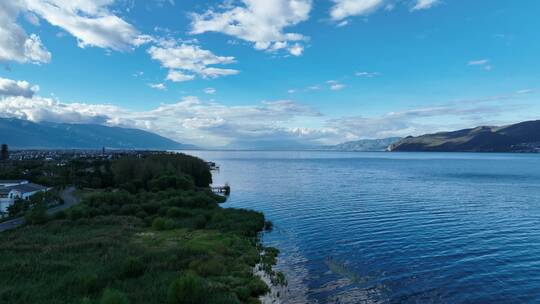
[0,186,80,232]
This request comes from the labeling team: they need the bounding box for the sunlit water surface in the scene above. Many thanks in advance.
[179,151,540,304]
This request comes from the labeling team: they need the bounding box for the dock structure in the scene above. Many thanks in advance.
[206,161,220,171]
[211,185,230,195]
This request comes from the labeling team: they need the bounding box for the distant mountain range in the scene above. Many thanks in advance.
[323,137,402,152]
[0,118,195,150]
[389,120,540,153]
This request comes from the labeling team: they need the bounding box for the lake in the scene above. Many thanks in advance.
[181,151,540,303]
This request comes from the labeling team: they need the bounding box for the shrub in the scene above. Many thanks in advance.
[25,202,48,225]
[167,273,207,304]
[208,294,241,304]
[152,217,175,231]
[142,202,160,214]
[194,215,207,229]
[167,207,188,218]
[264,220,273,231]
[78,272,100,294]
[100,289,129,304]
[248,279,269,297]
[81,297,92,304]
[233,286,251,301]
[119,204,140,216]
[135,210,148,219]
[52,210,67,220]
[69,205,90,220]
[190,258,225,277]
[121,257,145,278]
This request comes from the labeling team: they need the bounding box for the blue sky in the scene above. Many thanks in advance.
[0,0,539,148]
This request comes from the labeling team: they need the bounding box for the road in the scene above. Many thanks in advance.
[0,186,80,232]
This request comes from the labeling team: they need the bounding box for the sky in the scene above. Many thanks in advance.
[0,0,539,148]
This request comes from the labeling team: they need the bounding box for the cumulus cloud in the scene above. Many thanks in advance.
[327,105,517,140]
[149,83,167,90]
[356,71,380,78]
[330,0,441,22]
[190,0,312,56]
[148,41,239,82]
[327,80,346,91]
[0,95,116,125]
[0,1,51,64]
[0,77,39,98]
[0,0,152,65]
[411,0,440,11]
[0,92,324,147]
[468,59,492,71]
[204,88,216,94]
[330,0,385,21]
[23,0,151,51]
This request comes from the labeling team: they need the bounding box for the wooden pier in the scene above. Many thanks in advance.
[211,185,230,195]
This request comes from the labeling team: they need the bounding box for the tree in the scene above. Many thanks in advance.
[1,144,8,161]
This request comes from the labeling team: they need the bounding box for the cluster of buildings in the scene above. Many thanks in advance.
[5,149,158,162]
[0,180,49,214]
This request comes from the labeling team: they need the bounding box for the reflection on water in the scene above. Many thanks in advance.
[180,150,540,303]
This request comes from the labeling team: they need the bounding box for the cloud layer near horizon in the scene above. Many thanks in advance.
[0,77,533,148]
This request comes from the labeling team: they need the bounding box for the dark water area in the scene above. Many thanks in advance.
[180,151,540,303]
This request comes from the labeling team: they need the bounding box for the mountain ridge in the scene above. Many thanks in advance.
[0,118,196,150]
[389,120,540,152]
[324,137,402,152]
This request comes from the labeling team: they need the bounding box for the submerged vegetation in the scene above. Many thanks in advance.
[0,153,280,304]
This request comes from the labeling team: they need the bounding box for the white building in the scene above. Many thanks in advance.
[0,180,29,187]
[0,181,49,214]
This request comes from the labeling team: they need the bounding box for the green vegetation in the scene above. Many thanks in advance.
[0,153,280,304]
[7,189,63,218]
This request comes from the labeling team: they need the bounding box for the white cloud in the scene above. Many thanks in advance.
[0,0,152,64]
[204,88,216,94]
[0,77,39,98]
[0,95,116,125]
[411,0,440,11]
[148,41,239,82]
[0,1,51,64]
[517,89,534,95]
[166,71,195,82]
[149,83,167,90]
[190,0,312,56]
[327,80,346,91]
[0,93,323,147]
[330,0,441,22]
[355,71,380,77]
[468,59,489,66]
[468,59,492,71]
[0,86,534,147]
[330,0,385,21]
[23,0,151,51]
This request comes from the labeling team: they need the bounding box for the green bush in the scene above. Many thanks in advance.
[120,257,145,278]
[248,279,269,297]
[100,289,129,304]
[152,217,175,231]
[81,297,92,304]
[190,258,225,277]
[25,202,48,225]
[78,272,100,294]
[167,207,189,218]
[167,273,207,304]
[142,202,160,214]
[207,294,241,304]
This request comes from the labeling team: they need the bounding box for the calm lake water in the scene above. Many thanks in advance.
[181,151,540,304]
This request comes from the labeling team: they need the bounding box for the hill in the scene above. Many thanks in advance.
[388,120,540,152]
[0,118,195,150]
[324,137,402,152]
